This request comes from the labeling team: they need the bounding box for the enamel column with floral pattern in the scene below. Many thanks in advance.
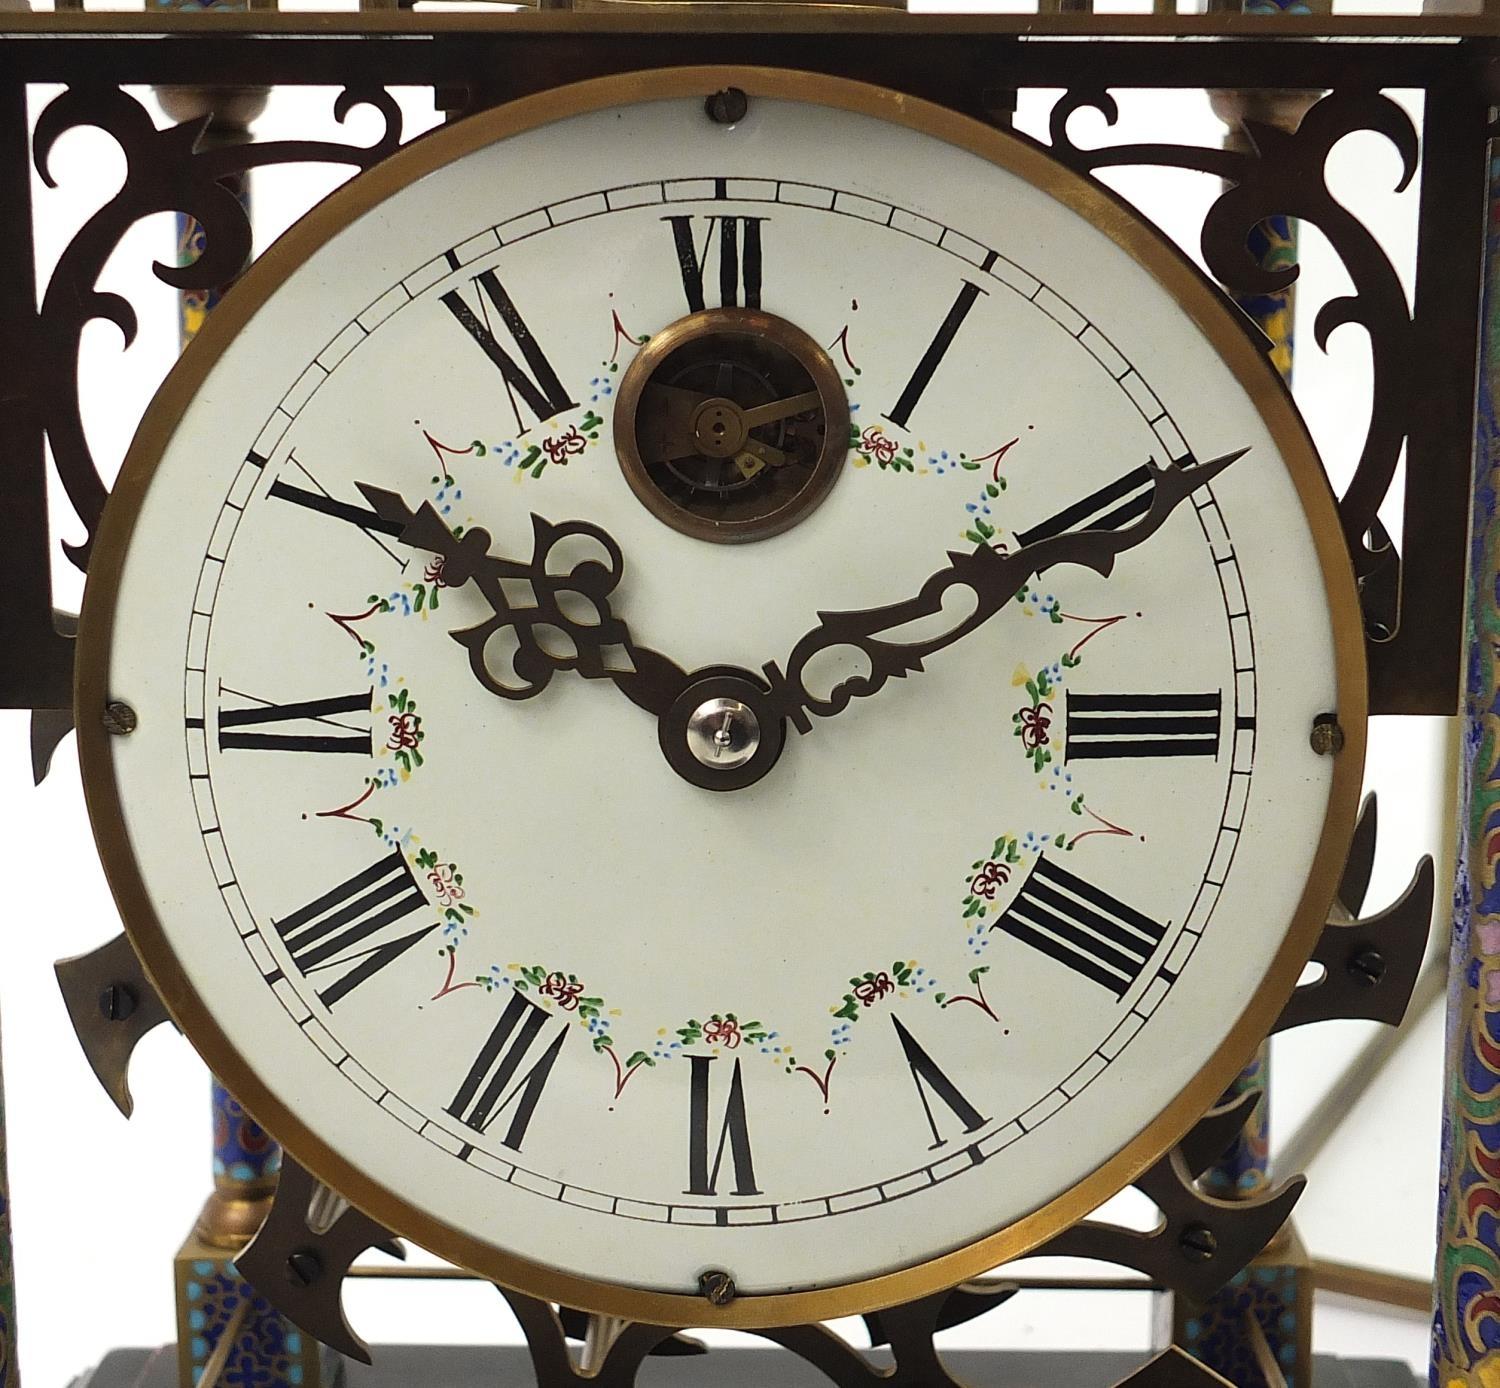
[1431,147,1500,1388]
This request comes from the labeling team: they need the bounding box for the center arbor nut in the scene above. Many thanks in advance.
[661,672,785,792]
[686,696,761,771]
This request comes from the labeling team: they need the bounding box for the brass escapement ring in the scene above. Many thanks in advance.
[614,305,849,544]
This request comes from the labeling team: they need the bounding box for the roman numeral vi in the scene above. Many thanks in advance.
[685,1055,760,1196]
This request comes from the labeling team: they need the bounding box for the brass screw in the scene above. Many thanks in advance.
[98,982,138,1022]
[699,1268,737,1306]
[286,1249,323,1287]
[705,89,749,126]
[102,700,138,736]
[1178,1224,1218,1263]
[1309,713,1344,757]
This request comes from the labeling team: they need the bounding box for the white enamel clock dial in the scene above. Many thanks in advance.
[78,68,1364,1323]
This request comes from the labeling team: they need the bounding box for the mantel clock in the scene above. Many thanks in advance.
[8,4,1493,1385]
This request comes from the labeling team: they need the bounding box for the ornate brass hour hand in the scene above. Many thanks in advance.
[759,448,1249,735]
[354,484,693,718]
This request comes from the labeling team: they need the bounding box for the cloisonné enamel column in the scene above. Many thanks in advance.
[1430,129,1500,1388]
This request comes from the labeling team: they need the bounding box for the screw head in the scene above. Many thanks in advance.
[98,982,138,1022]
[1178,1224,1218,1263]
[1347,947,1386,988]
[705,88,749,125]
[102,701,138,736]
[699,1268,737,1306]
[286,1249,323,1287]
[686,697,761,771]
[1309,713,1345,757]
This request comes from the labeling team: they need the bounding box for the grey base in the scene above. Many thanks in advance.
[72,1346,1422,1388]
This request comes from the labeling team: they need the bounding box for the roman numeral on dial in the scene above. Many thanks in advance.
[665,214,766,312]
[217,689,372,755]
[268,457,406,563]
[891,1015,988,1151]
[685,1055,760,1196]
[440,269,577,433]
[447,990,568,1151]
[1013,463,1155,549]
[267,847,435,1008]
[884,276,990,429]
[992,856,1167,997]
[1066,692,1222,760]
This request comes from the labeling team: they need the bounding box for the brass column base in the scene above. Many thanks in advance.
[175,1211,340,1388]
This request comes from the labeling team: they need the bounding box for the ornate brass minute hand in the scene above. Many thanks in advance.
[354,484,693,718]
[759,448,1248,735]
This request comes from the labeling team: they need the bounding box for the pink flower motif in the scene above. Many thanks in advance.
[387,712,421,752]
[854,973,894,1007]
[1016,702,1052,751]
[543,426,588,467]
[703,1017,741,1048]
[427,863,463,906]
[423,555,449,587]
[860,427,900,466]
[540,972,583,1011]
[970,861,1010,901]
